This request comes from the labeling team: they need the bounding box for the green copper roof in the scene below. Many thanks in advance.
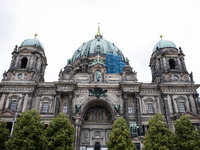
[153,40,176,52]
[20,38,44,50]
[71,35,125,63]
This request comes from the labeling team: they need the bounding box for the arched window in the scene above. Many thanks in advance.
[169,59,176,69]
[21,57,28,68]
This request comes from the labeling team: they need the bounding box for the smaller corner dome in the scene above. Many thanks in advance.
[153,40,176,52]
[20,38,44,50]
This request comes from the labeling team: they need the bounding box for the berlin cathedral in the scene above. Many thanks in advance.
[0,27,200,150]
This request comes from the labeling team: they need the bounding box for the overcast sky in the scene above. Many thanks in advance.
[0,0,200,92]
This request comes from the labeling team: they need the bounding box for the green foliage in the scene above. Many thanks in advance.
[44,113,75,150]
[107,117,136,150]
[0,113,9,150]
[143,113,175,150]
[5,109,45,150]
[174,115,200,150]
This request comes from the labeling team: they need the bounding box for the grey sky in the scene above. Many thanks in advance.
[0,0,199,92]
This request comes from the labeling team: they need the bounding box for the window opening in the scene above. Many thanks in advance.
[42,102,48,113]
[128,106,133,113]
[94,142,101,150]
[169,59,176,69]
[21,57,28,68]
[147,103,153,114]
[10,100,17,112]
[63,105,67,113]
[178,102,185,112]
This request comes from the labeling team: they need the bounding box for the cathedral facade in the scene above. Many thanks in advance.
[0,29,200,150]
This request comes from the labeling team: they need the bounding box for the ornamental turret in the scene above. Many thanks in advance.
[149,35,191,83]
[2,34,47,82]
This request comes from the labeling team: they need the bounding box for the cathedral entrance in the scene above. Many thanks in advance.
[80,106,112,149]
[94,142,101,150]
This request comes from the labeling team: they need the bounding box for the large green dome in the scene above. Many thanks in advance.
[20,38,44,50]
[153,39,176,52]
[71,34,125,63]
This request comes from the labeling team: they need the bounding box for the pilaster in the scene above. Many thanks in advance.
[192,94,199,115]
[54,91,61,117]
[122,92,128,124]
[170,94,175,115]
[161,94,173,130]
[68,91,74,120]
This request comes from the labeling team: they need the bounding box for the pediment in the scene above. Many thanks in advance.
[18,48,31,53]
[173,111,200,123]
[165,49,179,55]
[1,109,15,117]
[90,63,106,68]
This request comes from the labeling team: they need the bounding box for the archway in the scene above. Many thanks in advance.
[80,99,113,149]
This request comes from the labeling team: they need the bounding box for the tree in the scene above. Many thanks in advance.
[5,109,45,150]
[107,117,136,150]
[143,113,175,150]
[174,115,200,150]
[0,113,9,150]
[44,113,75,150]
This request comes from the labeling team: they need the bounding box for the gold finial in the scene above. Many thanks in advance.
[160,34,163,40]
[97,23,101,35]
[34,33,38,38]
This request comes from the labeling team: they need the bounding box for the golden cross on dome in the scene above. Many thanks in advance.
[160,34,163,40]
[35,33,38,39]
[97,23,101,35]
[96,54,101,63]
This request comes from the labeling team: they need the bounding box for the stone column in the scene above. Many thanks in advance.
[22,93,29,112]
[26,93,33,111]
[122,92,128,124]
[144,125,148,134]
[68,91,74,120]
[180,57,187,71]
[2,93,9,111]
[74,115,82,150]
[37,59,42,71]
[54,92,61,117]
[0,93,3,110]
[161,94,173,130]
[9,56,16,69]
[159,95,165,115]
[170,95,175,115]
[177,57,182,70]
[35,94,41,111]
[192,94,199,115]
[15,56,20,68]
[187,94,193,112]
[160,57,164,71]
[17,93,25,112]
[135,92,142,135]
[162,57,168,72]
